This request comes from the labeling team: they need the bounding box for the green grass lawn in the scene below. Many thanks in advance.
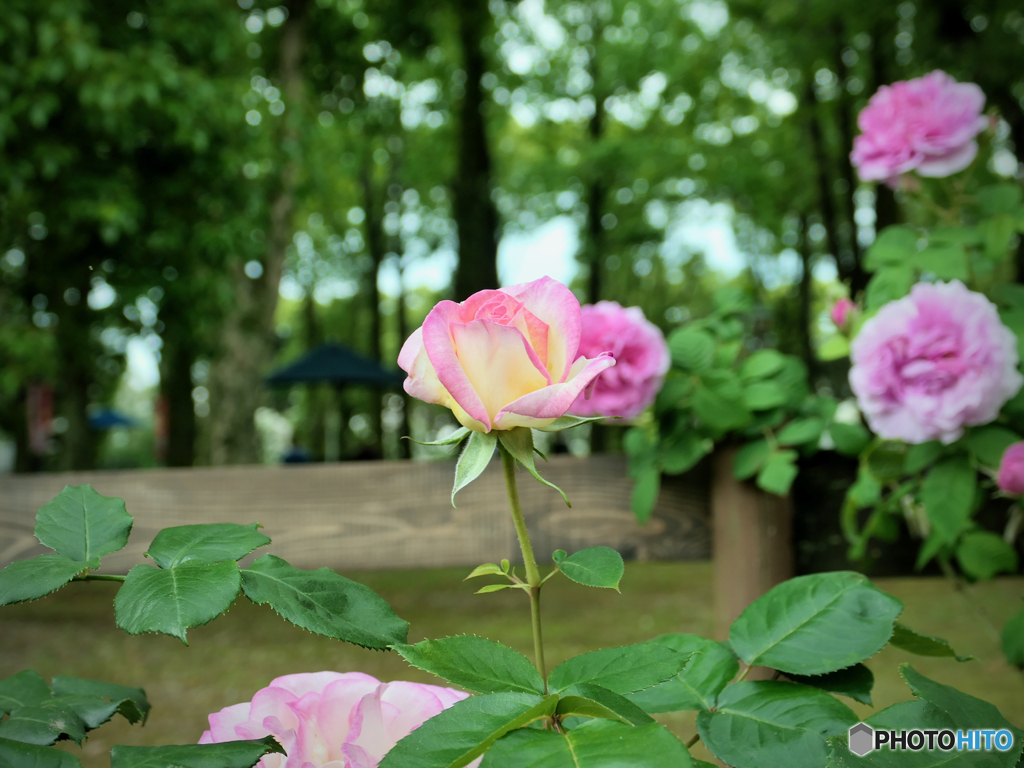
[2,563,1021,767]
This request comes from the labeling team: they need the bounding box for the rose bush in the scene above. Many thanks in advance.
[568,301,670,419]
[398,277,615,432]
[850,69,988,183]
[849,280,1022,444]
[201,672,477,768]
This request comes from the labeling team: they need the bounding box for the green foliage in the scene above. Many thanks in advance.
[145,524,271,569]
[34,486,133,564]
[729,572,904,675]
[394,637,545,695]
[888,624,974,662]
[784,664,874,706]
[0,555,99,607]
[109,737,285,768]
[964,426,1021,469]
[627,634,738,713]
[553,684,654,726]
[498,429,569,506]
[240,555,409,650]
[0,737,82,768]
[452,431,497,505]
[920,457,977,544]
[551,547,623,590]
[956,531,1019,580]
[547,644,691,696]
[1003,605,1024,668]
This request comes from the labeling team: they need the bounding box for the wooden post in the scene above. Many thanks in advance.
[713,447,793,642]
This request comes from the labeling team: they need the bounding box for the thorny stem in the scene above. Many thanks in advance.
[685,733,701,749]
[500,444,547,686]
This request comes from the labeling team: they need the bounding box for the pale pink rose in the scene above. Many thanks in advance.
[850,70,988,183]
[997,442,1024,495]
[567,302,669,419]
[399,277,615,431]
[830,298,857,330]
[849,281,1022,445]
[200,672,479,768]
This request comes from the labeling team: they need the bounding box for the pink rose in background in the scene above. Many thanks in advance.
[849,281,1022,444]
[399,277,615,431]
[997,442,1024,495]
[850,70,988,183]
[200,672,479,768]
[568,302,670,419]
[830,298,857,330]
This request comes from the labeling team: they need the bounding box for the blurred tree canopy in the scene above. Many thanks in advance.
[1,0,1022,470]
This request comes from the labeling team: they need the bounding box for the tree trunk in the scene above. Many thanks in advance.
[160,333,197,467]
[208,0,307,465]
[452,0,499,300]
[798,215,816,380]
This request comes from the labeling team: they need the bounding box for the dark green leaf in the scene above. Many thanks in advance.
[555,684,653,726]
[51,677,150,726]
[407,427,470,446]
[743,381,787,411]
[756,450,799,496]
[627,634,738,713]
[920,457,976,544]
[548,643,690,695]
[830,423,870,456]
[0,672,51,715]
[733,439,770,480]
[739,350,786,380]
[888,623,974,661]
[240,555,408,649]
[109,736,285,768]
[865,267,914,311]
[394,636,544,695]
[956,531,1019,580]
[145,524,270,569]
[1003,606,1024,667]
[659,431,710,474]
[693,385,750,431]
[481,719,693,768]
[453,431,498,505]
[984,213,1017,261]
[910,245,968,280]
[777,418,825,447]
[498,429,569,506]
[535,416,607,432]
[379,693,557,768]
[977,183,1024,216]
[0,702,86,746]
[697,681,857,768]
[554,547,624,590]
[668,329,715,372]
[0,555,98,607]
[828,700,964,767]
[965,426,1021,469]
[0,737,81,768]
[929,226,983,246]
[904,441,943,474]
[864,225,918,270]
[34,485,133,563]
[729,571,904,675]
[784,664,874,706]
[867,442,906,481]
[630,467,660,524]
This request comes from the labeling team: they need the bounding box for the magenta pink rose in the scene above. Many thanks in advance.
[567,301,670,419]
[200,671,479,768]
[850,70,988,183]
[830,298,857,330]
[399,277,615,431]
[849,281,1023,444]
[997,442,1024,495]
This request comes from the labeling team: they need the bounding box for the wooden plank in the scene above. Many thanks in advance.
[0,455,709,573]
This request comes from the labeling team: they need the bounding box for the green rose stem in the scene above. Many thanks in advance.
[499,443,547,687]
[71,574,126,582]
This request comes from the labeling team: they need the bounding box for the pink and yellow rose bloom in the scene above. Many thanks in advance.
[398,277,615,432]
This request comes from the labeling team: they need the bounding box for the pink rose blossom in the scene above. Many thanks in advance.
[200,672,479,768]
[849,281,1022,444]
[568,302,670,419]
[850,70,988,183]
[997,442,1024,495]
[830,298,857,330]
[399,277,615,431]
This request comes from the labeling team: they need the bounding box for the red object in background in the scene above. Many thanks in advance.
[26,384,53,456]
[154,394,169,462]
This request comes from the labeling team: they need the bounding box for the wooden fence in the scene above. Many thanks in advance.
[0,455,711,574]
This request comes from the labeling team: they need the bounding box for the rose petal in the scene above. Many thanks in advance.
[915,140,978,178]
[398,328,450,408]
[502,276,582,382]
[494,353,616,429]
[422,301,491,431]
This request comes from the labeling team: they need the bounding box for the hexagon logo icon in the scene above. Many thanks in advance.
[849,723,875,757]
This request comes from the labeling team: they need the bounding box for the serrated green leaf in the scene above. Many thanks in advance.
[910,245,968,280]
[0,702,86,746]
[668,329,715,372]
[465,564,504,580]
[114,561,241,644]
[965,426,1021,469]
[698,681,857,768]
[904,441,943,473]
[51,677,149,726]
[1003,606,1024,667]
[743,381,787,411]
[756,450,798,496]
[146,524,271,569]
[555,684,654,726]
[978,183,1024,216]
[548,643,690,695]
[739,350,786,380]
[50,694,139,732]
[0,555,98,607]
[777,418,825,447]
[920,457,976,544]
[534,416,606,432]
[240,555,408,649]
[630,467,660,524]
[476,584,514,594]
[379,692,557,768]
[864,225,918,270]
[827,700,963,767]
[554,547,623,590]
[929,225,983,246]
[0,672,51,715]
[659,431,709,474]
[407,427,470,446]
[394,636,545,695]
[693,385,750,432]
[481,719,693,768]
[453,431,498,505]
[785,663,874,706]
[627,634,738,713]
[956,531,1019,580]
[729,571,904,675]
[865,266,914,311]
[34,485,133,563]
[733,439,770,480]
[985,213,1018,261]
[0,737,82,768]
[829,423,870,456]
[888,623,974,661]
[110,736,285,768]
[498,429,569,506]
